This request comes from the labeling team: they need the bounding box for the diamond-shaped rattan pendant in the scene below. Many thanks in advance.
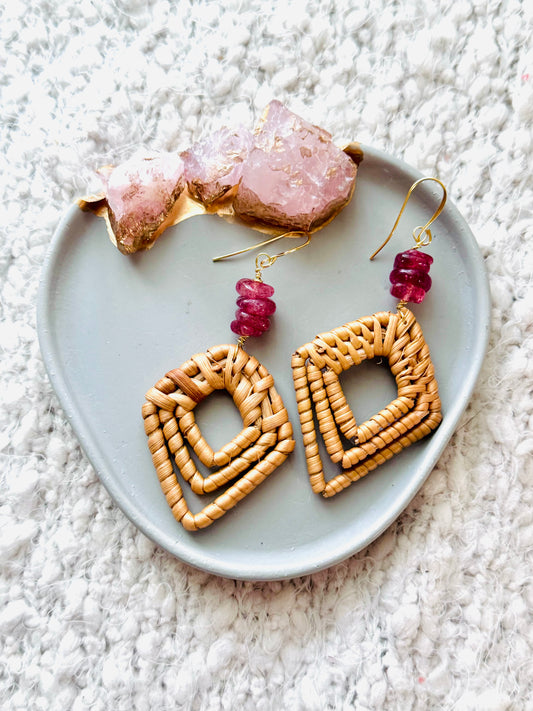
[143,344,294,530]
[291,308,442,498]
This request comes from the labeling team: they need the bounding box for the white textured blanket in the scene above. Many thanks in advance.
[1,1,532,709]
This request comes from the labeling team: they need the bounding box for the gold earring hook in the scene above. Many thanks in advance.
[253,231,311,278]
[212,230,311,263]
[369,177,447,260]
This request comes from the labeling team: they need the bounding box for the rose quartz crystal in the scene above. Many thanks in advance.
[182,126,253,205]
[101,153,185,254]
[233,100,358,232]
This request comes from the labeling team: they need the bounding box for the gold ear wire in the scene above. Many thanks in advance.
[213,230,311,263]
[369,177,447,260]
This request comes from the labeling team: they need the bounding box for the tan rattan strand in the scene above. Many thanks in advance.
[143,344,295,531]
[291,309,442,497]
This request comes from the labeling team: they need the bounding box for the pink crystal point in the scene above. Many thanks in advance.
[231,278,276,337]
[101,153,185,254]
[390,249,433,304]
[182,126,253,205]
[233,101,358,232]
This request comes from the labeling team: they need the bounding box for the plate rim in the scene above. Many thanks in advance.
[37,144,491,580]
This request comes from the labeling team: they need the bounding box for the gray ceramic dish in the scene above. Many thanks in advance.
[37,145,490,580]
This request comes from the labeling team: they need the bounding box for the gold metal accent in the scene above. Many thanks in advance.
[212,230,310,262]
[342,142,364,165]
[369,177,447,260]
[396,300,409,322]
[237,335,248,349]
[255,253,270,281]
[252,233,311,281]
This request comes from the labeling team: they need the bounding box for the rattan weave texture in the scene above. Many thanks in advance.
[143,344,295,530]
[292,308,442,497]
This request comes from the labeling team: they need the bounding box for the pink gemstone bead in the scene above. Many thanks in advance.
[231,320,264,337]
[389,249,433,304]
[393,249,433,271]
[389,268,432,292]
[390,283,427,304]
[236,278,274,299]
[234,310,271,331]
[237,296,276,316]
[231,277,276,338]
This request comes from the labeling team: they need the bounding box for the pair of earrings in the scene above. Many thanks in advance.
[143,178,446,530]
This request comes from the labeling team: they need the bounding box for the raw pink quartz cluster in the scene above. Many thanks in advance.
[181,126,253,204]
[234,100,358,232]
[97,101,360,254]
[100,154,185,254]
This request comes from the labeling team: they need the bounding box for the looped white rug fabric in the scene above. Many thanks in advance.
[1,1,532,709]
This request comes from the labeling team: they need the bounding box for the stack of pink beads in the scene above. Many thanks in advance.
[230,278,276,337]
[389,248,433,304]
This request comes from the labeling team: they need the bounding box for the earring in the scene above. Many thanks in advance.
[291,178,446,498]
[142,232,309,530]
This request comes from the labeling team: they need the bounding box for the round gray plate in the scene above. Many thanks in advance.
[37,145,490,580]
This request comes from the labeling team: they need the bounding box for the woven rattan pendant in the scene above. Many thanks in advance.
[143,344,294,531]
[142,234,312,531]
[292,308,442,497]
[292,177,447,498]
